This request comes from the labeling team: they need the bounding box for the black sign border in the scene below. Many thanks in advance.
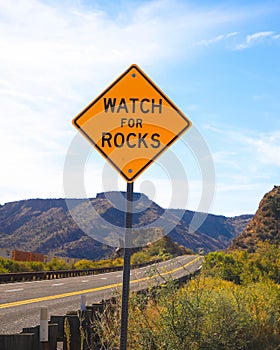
[73,64,192,182]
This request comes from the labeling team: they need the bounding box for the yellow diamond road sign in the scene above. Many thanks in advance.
[73,64,192,182]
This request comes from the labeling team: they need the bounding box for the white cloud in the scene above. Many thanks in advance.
[239,131,280,166]
[196,32,239,47]
[208,125,280,168]
[0,0,249,204]
[235,31,278,49]
[0,0,279,217]
[202,125,280,214]
[0,0,247,112]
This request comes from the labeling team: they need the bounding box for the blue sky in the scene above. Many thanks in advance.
[0,0,279,216]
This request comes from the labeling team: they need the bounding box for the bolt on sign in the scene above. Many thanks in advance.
[73,64,192,182]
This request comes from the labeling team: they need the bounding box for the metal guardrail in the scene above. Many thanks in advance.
[0,259,161,284]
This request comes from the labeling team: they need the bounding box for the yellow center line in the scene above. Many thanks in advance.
[0,256,201,309]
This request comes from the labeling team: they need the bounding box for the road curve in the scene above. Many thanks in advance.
[0,255,202,334]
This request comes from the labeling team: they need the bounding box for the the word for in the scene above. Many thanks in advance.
[120,118,142,128]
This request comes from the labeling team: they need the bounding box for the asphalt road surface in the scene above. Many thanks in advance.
[0,255,203,334]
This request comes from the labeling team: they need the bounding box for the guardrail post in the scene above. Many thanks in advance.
[80,294,86,311]
[40,307,48,343]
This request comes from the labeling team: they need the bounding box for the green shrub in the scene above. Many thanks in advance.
[127,276,280,349]
[203,243,280,285]
[46,257,71,271]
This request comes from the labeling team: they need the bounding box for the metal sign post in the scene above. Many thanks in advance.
[120,182,134,350]
[72,64,192,350]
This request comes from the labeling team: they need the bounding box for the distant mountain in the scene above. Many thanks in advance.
[0,193,252,259]
[0,198,112,260]
[230,186,280,252]
[170,210,252,251]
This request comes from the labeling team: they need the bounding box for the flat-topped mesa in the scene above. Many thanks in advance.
[96,191,147,202]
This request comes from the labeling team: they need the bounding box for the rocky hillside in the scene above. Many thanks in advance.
[0,193,252,259]
[230,186,280,252]
[170,210,252,249]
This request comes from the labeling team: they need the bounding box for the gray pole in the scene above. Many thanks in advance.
[120,181,134,350]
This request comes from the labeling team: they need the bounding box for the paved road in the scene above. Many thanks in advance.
[0,255,202,334]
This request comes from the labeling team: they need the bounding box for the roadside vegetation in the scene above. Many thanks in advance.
[1,239,279,348]
[0,256,72,273]
[204,242,280,284]
[95,242,280,350]
[0,236,192,273]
